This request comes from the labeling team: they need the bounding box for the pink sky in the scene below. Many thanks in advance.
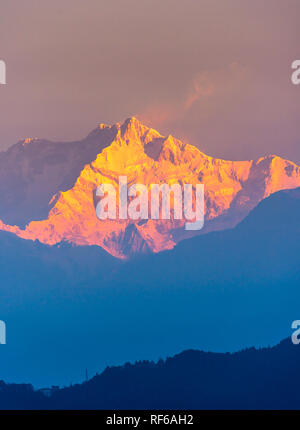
[0,0,299,162]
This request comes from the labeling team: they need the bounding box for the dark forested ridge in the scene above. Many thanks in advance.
[0,338,299,409]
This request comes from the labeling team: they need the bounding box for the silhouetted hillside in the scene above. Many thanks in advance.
[1,338,300,409]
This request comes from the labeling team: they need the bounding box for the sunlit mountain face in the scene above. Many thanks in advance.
[1,116,300,259]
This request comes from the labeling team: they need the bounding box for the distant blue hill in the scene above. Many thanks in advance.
[116,186,300,288]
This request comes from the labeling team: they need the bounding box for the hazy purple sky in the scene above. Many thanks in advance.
[0,0,299,161]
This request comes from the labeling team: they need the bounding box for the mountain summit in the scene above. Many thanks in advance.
[1,117,300,258]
